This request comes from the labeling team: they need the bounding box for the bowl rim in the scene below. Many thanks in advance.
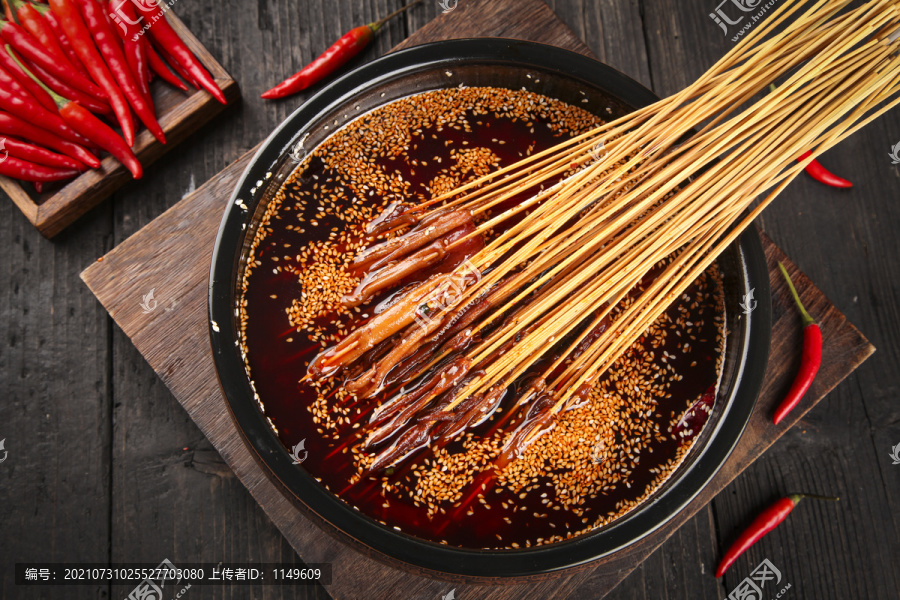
[208,38,772,580]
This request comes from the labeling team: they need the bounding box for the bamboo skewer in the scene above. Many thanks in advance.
[306,0,900,472]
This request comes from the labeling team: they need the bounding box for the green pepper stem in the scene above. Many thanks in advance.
[778,262,816,326]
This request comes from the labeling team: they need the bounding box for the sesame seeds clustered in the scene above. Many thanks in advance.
[238,86,726,550]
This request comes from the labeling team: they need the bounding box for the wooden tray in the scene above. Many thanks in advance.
[0,12,239,239]
[80,1,874,598]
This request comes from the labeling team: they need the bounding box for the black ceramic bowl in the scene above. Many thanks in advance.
[209,39,771,582]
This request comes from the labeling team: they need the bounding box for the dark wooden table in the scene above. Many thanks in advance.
[2,1,898,599]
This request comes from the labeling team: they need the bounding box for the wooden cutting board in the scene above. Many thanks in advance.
[80,1,874,598]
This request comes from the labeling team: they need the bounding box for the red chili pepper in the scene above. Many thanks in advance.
[0,50,41,101]
[261,0,422,100]
[797,150,852,188]
[123,35,149,99]
[773,262,823,425]
[716,493,838,577]
[4,42,104,132]
[144,20,196,87]
[0,42,56,111]
[130,0,226,104]
[0,18,105,98]
[12,49,142,177]
[77,0,164,143]
[99,0,121,49]
[41,6,89,77]
[2,35,106,113]
[0,135,86,169]
[25,56,112,114]
[768,85,851,189]
[60,99,140,177]
[0,110,99,167]
[110,1,150,101]
[8,0,73,69]
[144,38,187,91]
[48,0,135,146]
[0,153,81,181]
[0,60,89,145]
[150,35,196,87]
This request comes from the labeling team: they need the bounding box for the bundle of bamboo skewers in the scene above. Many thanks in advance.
[306,0,900,473]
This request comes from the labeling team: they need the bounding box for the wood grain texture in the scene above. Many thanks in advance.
[78,1,876,599]
[0,12,240,240]
[0,187,112,599]
[2,0,897,599]
[392,0,592,54]
[636,2,900,599]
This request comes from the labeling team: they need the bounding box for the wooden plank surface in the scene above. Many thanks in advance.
[79,0,877,598]
[0,12,240,239]
[2,1,898,599]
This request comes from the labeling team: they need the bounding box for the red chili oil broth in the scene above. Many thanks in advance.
[241,89,725,549]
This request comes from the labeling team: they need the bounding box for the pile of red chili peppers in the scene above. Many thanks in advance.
[0,0,226,185]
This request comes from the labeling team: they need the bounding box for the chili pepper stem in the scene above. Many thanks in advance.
[7,44,63,105]
[370,0,422,32]
[789,493,840,504]
[5,0,21,23]
[778,262,815,326]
